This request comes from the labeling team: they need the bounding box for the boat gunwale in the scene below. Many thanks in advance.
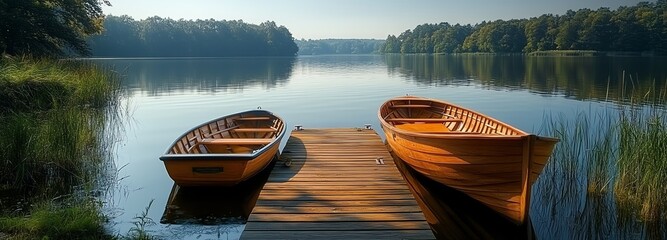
[159,109,286,161]
[379,96,540,140]
[159,153,258,161]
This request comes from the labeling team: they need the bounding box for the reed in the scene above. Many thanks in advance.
[0,57,122,239]
[586,113,617,196]
[0,109,108,192]
[535,79,667,239]
[0,57,121,113]
[532,112,601,238]
[0,198,111,240]
[538,111,615,197]
[126,200,157,240]
[614,108,667,222]
[0,57,120,193]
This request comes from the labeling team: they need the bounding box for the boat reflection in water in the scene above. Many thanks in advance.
[391,150,534,239]
[160,160,274,225]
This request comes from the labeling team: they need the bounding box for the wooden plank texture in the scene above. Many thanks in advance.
[241,128,434,239]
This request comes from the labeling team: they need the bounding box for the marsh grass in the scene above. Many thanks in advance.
[614,108,667,222]
[535,77,667,238]
[0,57,121,193]
[0,57,122,239]
[0,109,108,193]
[125,200,156,240]
[539,111,615,197]
[0,198,111,240]
[0,57,120,113]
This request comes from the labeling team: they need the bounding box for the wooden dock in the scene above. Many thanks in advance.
[241,128,435,239]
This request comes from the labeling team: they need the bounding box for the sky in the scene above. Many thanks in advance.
[102,0,648,40]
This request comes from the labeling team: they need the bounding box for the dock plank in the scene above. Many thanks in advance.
[241,128,434,239]
[241,230,435,240]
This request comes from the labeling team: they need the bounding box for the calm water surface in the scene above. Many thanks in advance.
[93,55,667,239]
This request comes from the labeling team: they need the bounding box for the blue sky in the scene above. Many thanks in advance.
[102,0,647,39]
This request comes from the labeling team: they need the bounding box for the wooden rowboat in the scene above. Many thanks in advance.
[160,110,286,186]
[378,96,558,225]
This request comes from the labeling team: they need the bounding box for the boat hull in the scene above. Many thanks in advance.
[162,142,280,186]
[379,96,557,225]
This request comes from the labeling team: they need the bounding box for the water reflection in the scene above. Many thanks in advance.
[392,151,531,240]
[160,161,273,225]
[97,57,296,94]
[384,55,667,103]
[94,55,667,239]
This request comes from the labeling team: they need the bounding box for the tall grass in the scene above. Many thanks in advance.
[0,109,109,193]
[614,108,667,222]
[0,57,120,113]
[0,57,121,193]
[0,198,111,240]
[611,73,667,223]
[534,77,667,238]
[0,57,122,239]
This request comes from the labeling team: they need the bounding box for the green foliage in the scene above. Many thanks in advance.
[0,57,121,239]
[88,15,298,57]
[615,109,667,221]
[0,58,120,113]
[534,85,667,238]
[0,0,107,57]
[125,200,156,240]
[382,2,667,54]
[0,57,120,192]
[0,200,111,240]
[387,23,473,54]
[296,39,384,55]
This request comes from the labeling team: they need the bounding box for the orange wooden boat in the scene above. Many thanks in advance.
[378,96,558,225]
[160,110,286,186]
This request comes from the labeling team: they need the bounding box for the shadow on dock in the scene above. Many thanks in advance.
[272,137,306,182]
[389,147,534,240]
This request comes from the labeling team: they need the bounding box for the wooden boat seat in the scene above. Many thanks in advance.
[386,118,463,123]
[389,104,431,108]
[233,128,278,133]
[203,126,240,138]
[235,117,272,121]
[395,123,483,134]
[200,138,273,145]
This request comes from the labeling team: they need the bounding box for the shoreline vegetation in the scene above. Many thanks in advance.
[536,80,667,238]
[385,50,661,57]
[0,57,122,239]
[1,0,666,238]
[381,1,667,55]
[87,16,298,57]
[295,39,384,55]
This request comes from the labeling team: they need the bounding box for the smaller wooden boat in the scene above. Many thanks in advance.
[160,110,286,186]
[379,96,558,225]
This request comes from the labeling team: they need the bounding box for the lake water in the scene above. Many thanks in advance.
[92,55,667,239]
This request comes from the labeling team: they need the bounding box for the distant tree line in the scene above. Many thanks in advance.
[88,15,298,57]
[296,39,384,55]
[382,1,667,54]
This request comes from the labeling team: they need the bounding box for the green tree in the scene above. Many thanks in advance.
[611,6,643,51]
[578,8,615,51]
[88,16,298,57]
[385,1,667,54]
[382,35,401,53]
[0,0,108,57]
[555,10,581,50]
[524,15,557,52]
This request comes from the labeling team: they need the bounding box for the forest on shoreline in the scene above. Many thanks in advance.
[296,39,384,55]
[381,1,667,55]
[88,15,299,57]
